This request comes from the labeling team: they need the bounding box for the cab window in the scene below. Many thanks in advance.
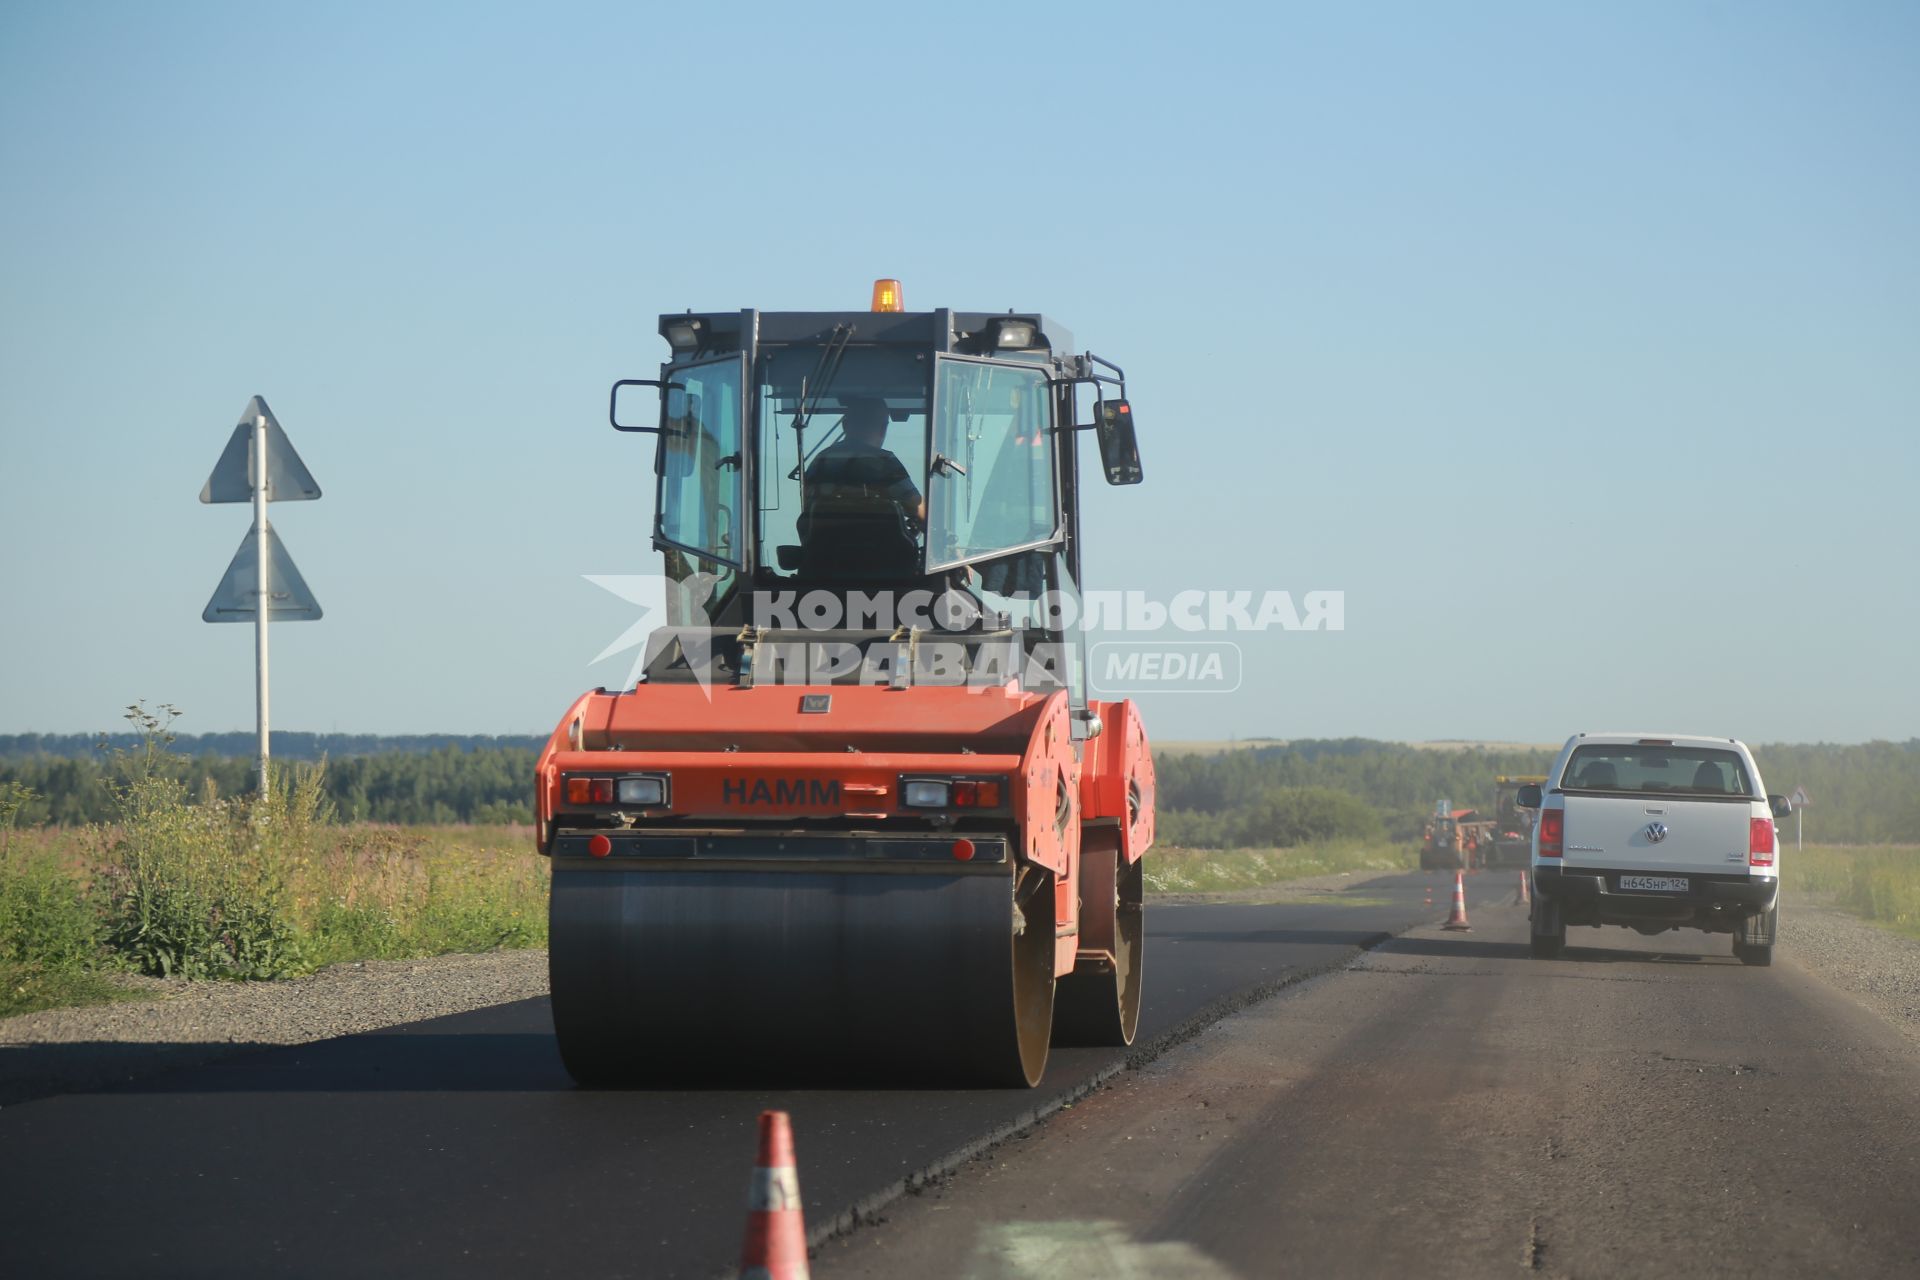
[927,360,1057,570]
[657,355,745,568]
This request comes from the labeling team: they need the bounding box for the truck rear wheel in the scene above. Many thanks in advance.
[1052,846,1144,1047]
[1735,901,1778,967]
[1529,898,1565,959]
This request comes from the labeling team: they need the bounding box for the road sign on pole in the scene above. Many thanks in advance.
[200,397,321,504]
[202,525,323,621]
[1789,786,1811,851]
[200,396,323,800]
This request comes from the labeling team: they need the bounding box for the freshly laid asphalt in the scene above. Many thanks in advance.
[0,871,1504,1279]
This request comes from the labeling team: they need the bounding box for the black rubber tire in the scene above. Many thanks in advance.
[1736,900,1779,967]
[1529,899,1565,959]
[1052,852,1144,1047]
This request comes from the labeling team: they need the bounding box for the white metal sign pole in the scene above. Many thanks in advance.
[253,412,271,801]
[1797,807,1802,852]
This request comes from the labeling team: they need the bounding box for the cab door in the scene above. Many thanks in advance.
[655,353,748,570]
[926,357,1060,573]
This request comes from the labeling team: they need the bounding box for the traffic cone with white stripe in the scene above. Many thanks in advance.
[740,1110,809,1280]
[1442,869,1472,931]
[1515,870,1531,906]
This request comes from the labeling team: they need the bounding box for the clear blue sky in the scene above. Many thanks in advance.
[2,1,1915,744]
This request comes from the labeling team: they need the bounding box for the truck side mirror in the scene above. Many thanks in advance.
[1768,794,1791,820]
[1516,783,1542,808]
[1095,399,1144,485]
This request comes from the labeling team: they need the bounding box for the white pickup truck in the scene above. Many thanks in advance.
[1520,733,1792,965]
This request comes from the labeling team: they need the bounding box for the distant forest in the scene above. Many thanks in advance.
[3,733,1915,844]
[1154,738,1920,848]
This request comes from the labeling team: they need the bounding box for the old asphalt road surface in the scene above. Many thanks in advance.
[0,871,1504,1279]
[826,894,1920,1279]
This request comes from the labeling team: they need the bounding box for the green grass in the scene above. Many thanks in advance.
[1784,844,1920,940]
[2,715,550,1021]
[1145,839,1417,896]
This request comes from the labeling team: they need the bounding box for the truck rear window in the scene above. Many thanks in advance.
[1560,745,1752,797]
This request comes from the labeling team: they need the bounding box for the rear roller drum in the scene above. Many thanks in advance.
[548,858,1057,1088]
[1052,844,1144,1047]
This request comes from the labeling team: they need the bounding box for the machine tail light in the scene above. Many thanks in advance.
[1749,818,1775,867]
[901,776,1007,810]
[953,780,1003,807]
[902,780,951,808]
[1538,808,1564,858]
[566,776,614,805]
[564,774,668,807]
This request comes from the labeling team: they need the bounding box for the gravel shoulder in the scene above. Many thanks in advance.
[0,949,549,1105]
[4,881,1914,1107]
[1779,900,1920,1044]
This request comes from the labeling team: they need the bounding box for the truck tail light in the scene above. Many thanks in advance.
[1749,818,1775,867]
[1539,809,1564,858]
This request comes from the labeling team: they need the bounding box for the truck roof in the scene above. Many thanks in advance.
[1566,732,1748,749]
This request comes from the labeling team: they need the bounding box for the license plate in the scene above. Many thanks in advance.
[1619,875,1689,892]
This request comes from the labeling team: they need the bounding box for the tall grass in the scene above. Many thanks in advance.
[1785,844,1920,940]
[0,706,548,1018]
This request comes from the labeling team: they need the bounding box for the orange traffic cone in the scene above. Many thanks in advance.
[1515,870,1531,906]
[741,1110,809,1280]
[1423,882,1433,909]
[1442,869,1471,931]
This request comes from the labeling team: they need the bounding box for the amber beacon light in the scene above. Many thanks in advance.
[870,278,904,312]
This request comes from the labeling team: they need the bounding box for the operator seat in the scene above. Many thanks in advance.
[795,492,920,585]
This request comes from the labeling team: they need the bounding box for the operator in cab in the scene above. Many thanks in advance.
[800,396,926,535]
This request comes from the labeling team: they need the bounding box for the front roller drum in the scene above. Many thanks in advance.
[1052,841,1144,1047]
[549,860,1056,1087]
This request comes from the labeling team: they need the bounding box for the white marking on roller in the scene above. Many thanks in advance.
[749,1166,802,1212]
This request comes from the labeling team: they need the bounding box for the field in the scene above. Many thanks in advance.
[1,811,547,1019]
[1785,843,1920,940]
[1144,839,1417,895]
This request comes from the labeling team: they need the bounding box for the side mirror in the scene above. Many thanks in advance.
[1768,794,1791,820]
[1094,399,1143,485]
[1516,784,1542,808]
[610,378,682,433]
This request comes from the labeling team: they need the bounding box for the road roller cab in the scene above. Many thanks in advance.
[536,283,1156,1087]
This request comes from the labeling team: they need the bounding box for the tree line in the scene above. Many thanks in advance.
[5,731,1915,844]
[1,746,541,826]
[1155,738,1920,848]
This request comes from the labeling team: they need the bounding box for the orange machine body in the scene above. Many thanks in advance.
[536,681,1153,980]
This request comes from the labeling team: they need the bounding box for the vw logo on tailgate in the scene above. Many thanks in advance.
[1645,821,1669,844]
